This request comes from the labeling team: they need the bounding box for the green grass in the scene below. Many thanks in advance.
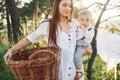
[0,43,15,80]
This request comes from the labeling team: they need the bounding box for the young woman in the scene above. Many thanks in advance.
[4,0,84,80]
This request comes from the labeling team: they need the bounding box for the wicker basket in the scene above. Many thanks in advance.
[7,47,61,80]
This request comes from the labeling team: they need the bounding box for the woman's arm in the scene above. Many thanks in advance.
[4,38,31,64]
[4,21,49,64]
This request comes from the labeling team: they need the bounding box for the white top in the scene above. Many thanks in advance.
[77,26,94,44]
[27,19,84,80]
[84,26,94,44]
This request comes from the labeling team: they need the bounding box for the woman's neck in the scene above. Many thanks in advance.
[59,16,71,33]
[59,16,69,24]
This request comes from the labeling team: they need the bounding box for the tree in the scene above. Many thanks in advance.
[5,1,12,43]
[5,0,22,43]
[38,0,53,19]
[18,0,53,32]
[0,0,6,28]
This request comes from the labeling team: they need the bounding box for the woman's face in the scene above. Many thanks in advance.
[59,0,72,18]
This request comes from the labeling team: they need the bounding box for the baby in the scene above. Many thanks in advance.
[74,9,95,80]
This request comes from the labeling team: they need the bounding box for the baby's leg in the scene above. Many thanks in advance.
[74,46,85,67]
[74,47,85,80]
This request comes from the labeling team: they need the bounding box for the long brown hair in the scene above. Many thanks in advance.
[48,0,74,46]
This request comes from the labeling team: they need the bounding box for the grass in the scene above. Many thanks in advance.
[0,43,15,80]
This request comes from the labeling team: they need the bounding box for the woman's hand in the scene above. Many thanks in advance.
[3,38,31,64]
[4,49,13,64]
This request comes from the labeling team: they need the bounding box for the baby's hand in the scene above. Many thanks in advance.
[80,25,87,34]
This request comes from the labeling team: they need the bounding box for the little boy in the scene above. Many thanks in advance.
[74,9,95,80]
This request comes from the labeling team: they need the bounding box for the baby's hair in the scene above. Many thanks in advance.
[78,9,92,18]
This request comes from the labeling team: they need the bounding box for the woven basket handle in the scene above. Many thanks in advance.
[28,50,57,60]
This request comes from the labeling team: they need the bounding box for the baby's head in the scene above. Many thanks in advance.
[78,9,93,28]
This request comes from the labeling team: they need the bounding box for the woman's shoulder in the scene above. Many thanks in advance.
[40,18,51,25]
[41,18,51,23]
[70,18,78,27]
[38,18,51,28]
[71,18,77,23]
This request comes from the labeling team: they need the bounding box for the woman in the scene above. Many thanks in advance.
[4,0,84,80]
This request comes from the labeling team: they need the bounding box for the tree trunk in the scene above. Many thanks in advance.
[34,1,38,29]
[5,0,12,43]
[87,0,110,80]
[5,0,22,43]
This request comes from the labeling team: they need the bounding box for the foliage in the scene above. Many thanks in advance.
[38,0,52,18]
[19,0,53,21]
[18,2,34,20]
[83,54,120,80]
[0,0,5,19]
[0,43,15,80]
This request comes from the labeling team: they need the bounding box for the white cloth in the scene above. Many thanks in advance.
[27,19,84,80]
[76,26,94,44]
[84,26,94,44]
[97,29,120,72]
[76,27,84,40]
